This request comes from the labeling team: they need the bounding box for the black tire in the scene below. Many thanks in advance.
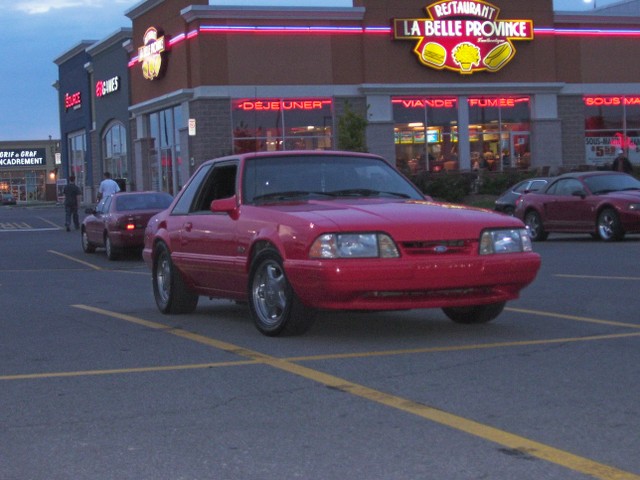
[105,234,119,261]
[81,227,96,253]
[597,208,624,241]
[524,210,548,241]
[152,242,199,314]
[443,302,506,324]
[248,249,315,336]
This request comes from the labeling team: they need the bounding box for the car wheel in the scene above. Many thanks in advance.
[248,249,315,336]
[152,242,199,314]
[442,302,506,324]
[81,228,96,253]
[104,234,119,261]
[597,208,624,241]
[524,211,548,241]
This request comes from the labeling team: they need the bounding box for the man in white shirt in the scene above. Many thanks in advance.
[97,172,121,201]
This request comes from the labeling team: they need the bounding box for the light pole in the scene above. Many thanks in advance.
[583,0,596,9]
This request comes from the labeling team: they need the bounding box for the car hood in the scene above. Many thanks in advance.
[259,199,525,240]
[599,190,640,201]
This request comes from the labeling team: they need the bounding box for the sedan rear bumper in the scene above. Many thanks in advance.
[285,253,540,311]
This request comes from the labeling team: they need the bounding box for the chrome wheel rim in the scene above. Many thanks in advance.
[526,213,540,239]
[598,212,615,240]
[252,260,287,327]
[156,254,171,305]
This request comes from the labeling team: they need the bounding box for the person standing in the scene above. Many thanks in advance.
[97,172,120,201]
[612,149,633,174]
[62,175,82,232]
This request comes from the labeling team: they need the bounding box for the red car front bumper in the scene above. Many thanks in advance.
[285,253,541,311]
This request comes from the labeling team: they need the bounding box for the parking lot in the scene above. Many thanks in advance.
[1,205,639,480]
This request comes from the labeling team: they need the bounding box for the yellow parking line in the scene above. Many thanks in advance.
[506,307,640,329]
[48,250,102,270]
[0,360,258,381]
[556,274,640,281]
[68,304,640,480]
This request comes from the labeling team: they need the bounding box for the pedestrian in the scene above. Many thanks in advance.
[611,149,633,174]
[97,172,120,201]
[62,175,82,232]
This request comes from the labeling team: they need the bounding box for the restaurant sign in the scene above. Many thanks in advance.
[394,0,533,74]
[138,27,166,80]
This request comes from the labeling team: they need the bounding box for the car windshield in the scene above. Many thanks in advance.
[584,173,640,194]
[115,193,173,211]
[243,155,424,204]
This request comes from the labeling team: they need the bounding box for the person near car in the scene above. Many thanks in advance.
[611,149,633,174]
[97,172,120,201]
[62,175,82,232]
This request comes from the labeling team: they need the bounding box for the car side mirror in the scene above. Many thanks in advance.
[572,190,587,199]
[211,195,239,219]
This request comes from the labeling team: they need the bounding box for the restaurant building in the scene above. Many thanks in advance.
[56,0,640,193]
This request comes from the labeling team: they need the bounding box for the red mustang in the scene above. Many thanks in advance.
[515,171,640,242]
[143,151,540,336]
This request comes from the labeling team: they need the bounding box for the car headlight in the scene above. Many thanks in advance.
[479,228,533,255]
[309,233,399,259]
[630,203,640,211]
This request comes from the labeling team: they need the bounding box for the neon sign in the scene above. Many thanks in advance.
[138,27,166,80]
[96,76,120,98]
[394,0,533,75]
[64,92,81,110]
[584,96,640,107]
[234,100,332,111]
[394,96,528,109]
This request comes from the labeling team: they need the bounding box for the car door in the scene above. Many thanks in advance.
[171,162,243,296]
[86,196,111,244]
[543,178,591,231]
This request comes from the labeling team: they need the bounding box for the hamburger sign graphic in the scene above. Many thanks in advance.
[394,0,533,74]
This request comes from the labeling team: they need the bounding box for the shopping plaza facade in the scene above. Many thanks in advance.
[53,0,640,200]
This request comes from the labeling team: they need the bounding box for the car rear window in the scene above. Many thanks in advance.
[115,193,173,211]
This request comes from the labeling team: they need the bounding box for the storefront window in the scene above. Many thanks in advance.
[232,99,333,154]
[68,131,87,189]
[584,96,640,166]
[148,106,186,194]
[103,122,127,180]
[0,171,45,202]
[468,97,530,171]
[392,97,458,174]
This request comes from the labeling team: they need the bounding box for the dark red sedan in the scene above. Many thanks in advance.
[515,171,640,241]
[142,151,540,336]
[82,191,173,260]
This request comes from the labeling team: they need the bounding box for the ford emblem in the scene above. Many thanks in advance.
[434,245,448,253]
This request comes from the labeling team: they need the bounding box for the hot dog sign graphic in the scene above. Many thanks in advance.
[394,0,533,74]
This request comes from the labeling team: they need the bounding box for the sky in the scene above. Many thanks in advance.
[0,0,623,142]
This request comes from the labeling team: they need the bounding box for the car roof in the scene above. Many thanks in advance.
[554,171,625,180]
[202,150,385,165]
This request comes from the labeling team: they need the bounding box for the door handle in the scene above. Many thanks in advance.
[184,222,193,232]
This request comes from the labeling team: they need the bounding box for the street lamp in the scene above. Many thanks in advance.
[583,0,596,8]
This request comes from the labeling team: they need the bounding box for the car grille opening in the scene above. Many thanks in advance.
[399,239,473,256]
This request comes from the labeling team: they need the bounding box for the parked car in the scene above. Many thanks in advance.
[143,150,540,336]
[1,193,17,205]
[494,177,548,215]
[515,171,640,241]
[82,191,173,260]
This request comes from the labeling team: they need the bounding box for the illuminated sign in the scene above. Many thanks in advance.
[96,76,120,98]
[584,96,640,107]
[64,92,81,110]
[233,99,332,111]
[393,96,528,108]
[0,149,46,168]
[394,0,533,74]
[138,27,166,80]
